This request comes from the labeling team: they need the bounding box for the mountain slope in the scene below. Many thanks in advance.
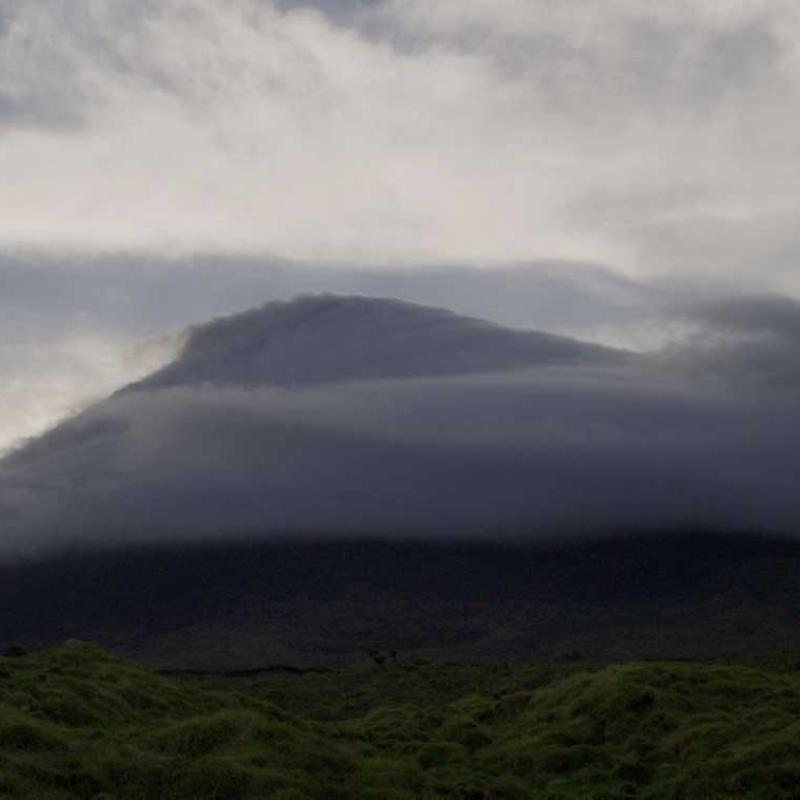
[1,294,800,667]
[3,535,800,669]
[1,292,798,557]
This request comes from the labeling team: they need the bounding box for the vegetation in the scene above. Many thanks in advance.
[2,641,800,798]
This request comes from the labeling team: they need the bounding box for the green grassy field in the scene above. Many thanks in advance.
[2,641,800,799]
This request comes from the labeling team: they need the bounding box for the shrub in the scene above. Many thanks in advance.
[159,711,255,757]
[0,718,65,752]
[417,741,467,769]
[167,758,253,800]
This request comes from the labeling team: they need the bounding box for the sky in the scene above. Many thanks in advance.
[1,1,800,550]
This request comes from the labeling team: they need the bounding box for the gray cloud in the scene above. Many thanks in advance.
[274,0,381,25]
[380,1,783,103]
[2,0,800,287]
[662,294,800,391]
[0,252,650,339]
[1,294,799,559]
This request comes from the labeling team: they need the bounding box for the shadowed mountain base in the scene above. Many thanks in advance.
[1,533,799,670]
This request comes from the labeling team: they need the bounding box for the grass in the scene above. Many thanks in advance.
[2,641,800,797]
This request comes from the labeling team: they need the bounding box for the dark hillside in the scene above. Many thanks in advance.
[1,534,799,669]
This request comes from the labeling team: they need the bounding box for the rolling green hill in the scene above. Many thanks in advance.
[2,641,800,798]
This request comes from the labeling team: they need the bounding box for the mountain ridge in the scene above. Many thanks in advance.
[126,293,626,391]
[1,292,798,559]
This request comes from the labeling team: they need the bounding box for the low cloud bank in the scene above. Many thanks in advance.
[1,294,798,558]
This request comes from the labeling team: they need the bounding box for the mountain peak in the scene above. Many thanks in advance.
[133,293,621,390]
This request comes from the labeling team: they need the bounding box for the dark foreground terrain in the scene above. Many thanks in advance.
[2,534,800,668]
[2,640,800,799]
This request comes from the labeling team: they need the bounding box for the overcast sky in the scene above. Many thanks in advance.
[3,0,800,452]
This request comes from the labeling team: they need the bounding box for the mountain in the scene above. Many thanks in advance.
[1,294,643,555]
[1,294,799,668]
[130,294,624,390]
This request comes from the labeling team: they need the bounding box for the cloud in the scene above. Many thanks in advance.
[2,0,800,289]
[0,327,176,458]
[662,293,800,391]
[1,294,799,559]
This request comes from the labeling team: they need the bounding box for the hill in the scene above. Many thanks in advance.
[2,640,800,798]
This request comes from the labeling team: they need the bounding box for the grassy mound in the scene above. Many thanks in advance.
[2,642,800,798]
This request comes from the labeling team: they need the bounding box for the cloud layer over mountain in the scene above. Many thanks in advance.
[3,1,800,454]
[1,294,798,559]
[2,2,800,553]
[0,256,653,453]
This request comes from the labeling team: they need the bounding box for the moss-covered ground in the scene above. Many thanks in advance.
[2,641,800,798]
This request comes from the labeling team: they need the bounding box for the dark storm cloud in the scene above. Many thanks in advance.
[1,294,798,559]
